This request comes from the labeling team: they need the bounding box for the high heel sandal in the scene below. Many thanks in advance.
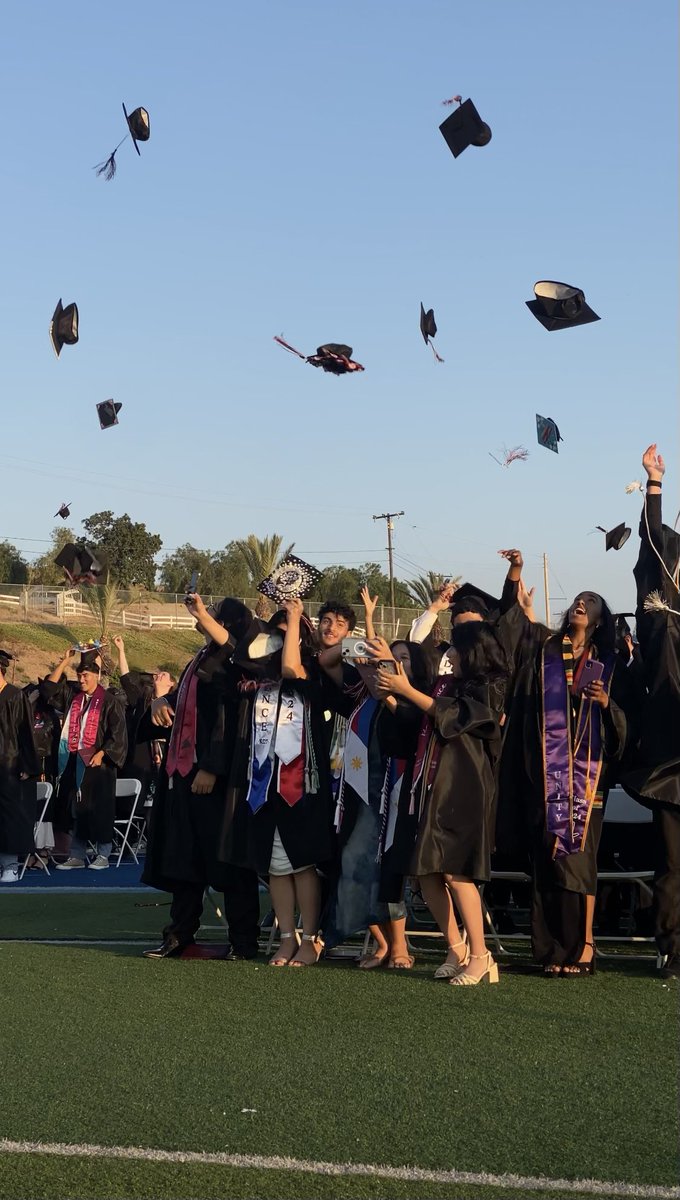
[269,931,299,967]
[449,950,499,987]
[562,941,596,977]
[433,937,470,980]
[288,933,323,968]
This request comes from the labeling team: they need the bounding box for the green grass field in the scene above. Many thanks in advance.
[0,894,677,1199]
[0,619,202,684]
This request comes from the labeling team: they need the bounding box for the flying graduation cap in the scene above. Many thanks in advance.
[420,304,444,363]
[596,522,631,552]
[526,281,600,331]
[49,299,79,357]
[95,102,151,181]
[54,502,72,520]
[439,96,492,159]
[536,414,563,454]
[54,543,106,585]
[96,400,122,430]
[274,336,364,376]
[257,555,323,603]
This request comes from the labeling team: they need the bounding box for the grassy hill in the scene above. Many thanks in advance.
[0,620,202,685]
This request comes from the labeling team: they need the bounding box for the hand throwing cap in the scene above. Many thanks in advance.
[526,281,600,331]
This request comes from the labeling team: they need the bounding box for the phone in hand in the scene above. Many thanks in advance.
[575,659,604,694]
[341,637,371,661]
[184,570,199,606]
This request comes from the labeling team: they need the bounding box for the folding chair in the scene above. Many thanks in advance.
[112,779,143,867]
[19,781,53,880]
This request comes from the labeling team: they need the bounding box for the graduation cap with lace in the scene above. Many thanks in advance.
[420,303,444,363]
[274,336,364,375]
[526,281,600,331]
[439,95,492,158]
[54,543,106,586]
[536,414,563,454]
[95,102,151,181]
[257,555,323,603]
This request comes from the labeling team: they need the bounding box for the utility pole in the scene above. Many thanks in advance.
[373,510,404,636]
[543,552,550,627]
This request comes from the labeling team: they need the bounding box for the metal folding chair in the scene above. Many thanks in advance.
[19,781,53,880]
[112,779,144,867]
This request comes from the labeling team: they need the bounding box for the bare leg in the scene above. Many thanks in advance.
[447,876,497,983]
[419,873,466,969]
[358,923,389,969]
[386,916,414,968]
[289,868,323,966]
[268,873,299,966]
[563,893,596,973]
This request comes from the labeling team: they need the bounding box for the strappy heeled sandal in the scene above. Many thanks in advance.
[288,933,323,968]
[434,937,470,980]
[562,941,596,977]
[449,950,499,987]
[269,931,299,967]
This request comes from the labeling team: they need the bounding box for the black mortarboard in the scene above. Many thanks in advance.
[96,400,122,430]
[526,281,600,331]
[54,502,72,520]
[274,336,364,375]
[439,97,492,159]
[0,649,14,669]
[449,582,500,619]
[419,303,444,363]
[536,414,563,454]
[614,612,635,636]
[54,543,105,585]
[76,651,101,674]
[257,555,323,603]
[597,523,631,552]
[50,299,79,358]
[95,102,150,180]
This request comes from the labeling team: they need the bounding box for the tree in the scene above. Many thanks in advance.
[407,571,461,607]
[81,511,162,589]
[0,541,28,584]
[28,526,77,586]
[233,533,295,617]
[158,541,251,597]
[308,563,416,610]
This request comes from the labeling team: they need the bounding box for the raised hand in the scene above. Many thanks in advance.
[376,661,411,698]
[360,586,379,616]
[517,579,536,614]
[498,548,523,569]
[642,444,665,481]
[430,581,458,613]
[112,635,125,651]
[184,593,208,620]
[283,597,304,620]
[363,636,394,662]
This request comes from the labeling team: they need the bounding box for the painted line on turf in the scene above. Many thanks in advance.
[0,1140,676,1198]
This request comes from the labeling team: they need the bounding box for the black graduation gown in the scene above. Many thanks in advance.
[0,684,39,855]
[621,493,680,809]
[118,672,156,807]
[39,680,128,845]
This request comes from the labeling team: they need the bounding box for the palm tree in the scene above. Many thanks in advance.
[233,534,295,617]
[406,571,461,607]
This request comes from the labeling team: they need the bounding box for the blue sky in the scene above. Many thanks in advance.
[0,1,677,617]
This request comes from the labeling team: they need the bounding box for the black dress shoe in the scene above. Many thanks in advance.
[225,948,259,961]
[142,935,188,959]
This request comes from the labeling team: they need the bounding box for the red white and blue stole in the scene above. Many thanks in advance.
[245,682,306,813]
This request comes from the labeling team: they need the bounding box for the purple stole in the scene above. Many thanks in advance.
[409,675,457,817]
[541,638,615,858]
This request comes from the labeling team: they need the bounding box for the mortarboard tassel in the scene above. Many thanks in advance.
[273,335,307,360]
[95,151,118,180]
[643,590,680,617]
[427,340,444,363]
[625,480,643,494]
[441,94,463,106]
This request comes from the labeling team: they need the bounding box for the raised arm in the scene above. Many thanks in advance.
[409,580,457,644]
[47,646,77,683]
[112,635,130,678]
[359,586,379,641]
[281,598,308,680]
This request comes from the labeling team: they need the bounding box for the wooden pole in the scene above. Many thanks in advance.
[543,553,550,627]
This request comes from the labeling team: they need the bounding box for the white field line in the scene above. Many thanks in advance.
[0,1139,677,1198]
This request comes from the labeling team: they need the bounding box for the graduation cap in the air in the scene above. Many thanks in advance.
[614,612,635,637]
[449,581,501,619]
[596,522,631,552]
[95,102,151,181]
[96,400,122,430]
[54,502,72,520]
[54,543,106,585]
[257,555,323,603]
[439,96,492,159]
[274,336,364,375]
[526,281,600,331]
[420,303,444,363]
[49,299,79,358]
[536,414,563,454]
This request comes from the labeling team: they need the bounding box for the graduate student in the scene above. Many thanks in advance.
[0,652,39,883]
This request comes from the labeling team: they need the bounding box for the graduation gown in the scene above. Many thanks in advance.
[118,672,157,806]
[0,684,39,855]
[40,679,127,845]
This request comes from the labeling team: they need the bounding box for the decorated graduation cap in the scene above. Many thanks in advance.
[439,96,492,159]
[526,281,600,331]
[274,336,364,376]
[257,555,323,603]
[95,102,151,181]
[449,581,500,619]
[596,522,631,552]
[54,543,106,585]
[54,501,72,520]
[536,414,563,454]
[419,303,444,363]
[96,400,122,430]
[49,299,79,358]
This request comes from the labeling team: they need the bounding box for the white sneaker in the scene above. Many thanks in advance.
[56,857,87,871]
[89,855,110,870]
[0,866,20,884]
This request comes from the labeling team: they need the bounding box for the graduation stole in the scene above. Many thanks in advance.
[245,682,307,813]
[377,753,407,862]
[58,685,106,787]
[166,648,208,779]
[409,674,457,817]
[333,693,375,830]
[541,636,615,859]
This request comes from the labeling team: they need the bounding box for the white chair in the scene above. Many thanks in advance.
[19,781,53,880]
[112,779,144,867]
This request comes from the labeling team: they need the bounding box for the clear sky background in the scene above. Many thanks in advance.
[0,1,677,617]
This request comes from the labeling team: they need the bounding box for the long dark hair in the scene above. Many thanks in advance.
[558,593,616,656]
[449,622,509,684]
[389,639,429,692]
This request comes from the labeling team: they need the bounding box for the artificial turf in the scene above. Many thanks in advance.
[0,914,677,1199]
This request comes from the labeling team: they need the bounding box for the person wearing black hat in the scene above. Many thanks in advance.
[620,445,680,978]
[142,595,262,960]
[40,648,127,870]
[0,652,39,884]
[111,636,175,819]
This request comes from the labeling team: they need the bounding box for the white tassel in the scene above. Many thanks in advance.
[625,480,643,494]
[643,590,680,616]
